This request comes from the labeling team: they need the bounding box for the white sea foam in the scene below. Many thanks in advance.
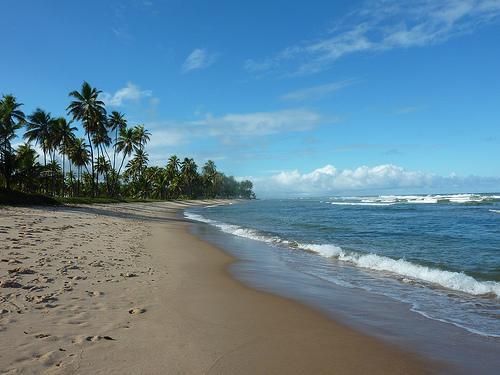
[184,211,217,224]
[490,209,500,214]
[185,210,500,298]
[299,244,500,298]
[331,193,500,205]
[330,202,394,206]
[185,211,278,243]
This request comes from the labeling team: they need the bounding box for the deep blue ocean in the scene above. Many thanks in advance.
[186,194,500,339]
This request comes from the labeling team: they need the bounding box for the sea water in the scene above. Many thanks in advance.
[185,194,500,372]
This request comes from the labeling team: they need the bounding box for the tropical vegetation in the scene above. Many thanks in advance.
[0,82,255,202]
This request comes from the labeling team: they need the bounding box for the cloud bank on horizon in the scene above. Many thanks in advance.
[248,164,500,197]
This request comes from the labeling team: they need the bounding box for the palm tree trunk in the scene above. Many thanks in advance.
[0,138,5,189]
[113,128,118,172]
[0,139,9,190]
[111,128,118,196]
[69,160,73,196]
[86,133,95,197]
[115,153,127,196]
[51,150,56,196]
[3,142,11,190]
[96,144,100,196]
[99,143,112,196]
[43,151,47,194]
[62,153,66,197]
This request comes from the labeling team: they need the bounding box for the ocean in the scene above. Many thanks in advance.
[185,193,500,372]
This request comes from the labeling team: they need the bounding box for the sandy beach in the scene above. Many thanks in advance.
[0,202,435,374]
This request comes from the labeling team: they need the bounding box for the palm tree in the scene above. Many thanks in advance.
[108,111,127,171]
[239,180,254,199]
[46,118,64,195]
[56,117,77,196]
[25,109,54,193]
[181,157,198,198]
[15,143,38,168]
[25,109,52,167]
[0,95,26,151]
[14,143,40,192]
[125,149,149,197]
[66,170,76,195]
[96,155,111,188]
[132,124,151,151]
[202,160,218,198]
[167,155,180,173]
[46,159,62,193]
[149,167,168,199]
[126,149,149,180]
[67,81,106,196]
[68,138,90,196]
[0,95,26,189]
[115,126,138,195]
[1,88,256,200]
[165,155,181,198]
[93,123,112,195]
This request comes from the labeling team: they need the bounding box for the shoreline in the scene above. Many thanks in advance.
[188,202,500,374]
[0,202,436,374]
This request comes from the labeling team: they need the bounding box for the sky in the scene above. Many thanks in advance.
[2,0,500,196]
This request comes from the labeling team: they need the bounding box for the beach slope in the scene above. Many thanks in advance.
[0,202,433,374]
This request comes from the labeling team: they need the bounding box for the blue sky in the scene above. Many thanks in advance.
[2,0,500,195]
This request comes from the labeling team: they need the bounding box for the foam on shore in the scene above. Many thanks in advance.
[185,211,500,298]
[329,193,500,206]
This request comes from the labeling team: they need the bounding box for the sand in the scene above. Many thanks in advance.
[0,201,436,374]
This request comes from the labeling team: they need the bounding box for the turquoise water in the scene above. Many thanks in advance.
[186,194,500,338]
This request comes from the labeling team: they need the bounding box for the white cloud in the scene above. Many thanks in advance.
[249,164,500,196]
[147,108,324,147]
[182,48,217,73]
[245,0,500,75]
[101,82,152,107]
[243,59,277,73]
[145,109,326,162]
[192,109,323,136]
[281,79,359,101]
[148,129,187,148]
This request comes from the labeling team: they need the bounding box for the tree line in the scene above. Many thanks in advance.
[0,82,255,200]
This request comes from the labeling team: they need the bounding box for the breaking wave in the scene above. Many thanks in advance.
[185,211,500,298]
[298,244,500,298]
[329,193,500,206]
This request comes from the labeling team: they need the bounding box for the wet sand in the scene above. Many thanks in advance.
[0,202,436,374]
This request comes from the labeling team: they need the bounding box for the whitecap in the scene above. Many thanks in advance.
[298,244,500,298]
[185,211,500,298]
[330,202,394,206]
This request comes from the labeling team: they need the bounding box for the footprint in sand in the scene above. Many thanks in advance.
[86,335,115,342]
[1,259,22,264]
[120,272,137,278]
[0,279,23,288]
[34,333,51,339]
[71,335,114,344]
[86,291,103,297]
[36,350,63,367]
[8,267,35,275]
[128,307,146,315]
